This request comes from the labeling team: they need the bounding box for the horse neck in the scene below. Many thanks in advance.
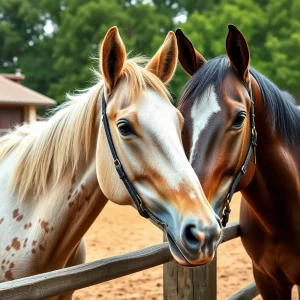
[1,85,109,272]
[241,80,300,234]
[37,92,109,269]
[44,160,107,269]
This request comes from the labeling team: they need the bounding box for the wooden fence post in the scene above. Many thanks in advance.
[163,235,217,300]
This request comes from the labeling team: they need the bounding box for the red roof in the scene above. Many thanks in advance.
[0,75,56,107]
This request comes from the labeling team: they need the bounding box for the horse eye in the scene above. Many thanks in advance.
[232,112,246,129]
[117,120,135,136]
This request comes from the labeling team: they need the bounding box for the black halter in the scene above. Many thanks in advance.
[101,93,167,229]
[221,86,257,227]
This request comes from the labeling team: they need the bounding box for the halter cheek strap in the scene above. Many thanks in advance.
[101,93,167,229]
[221,87,257,227]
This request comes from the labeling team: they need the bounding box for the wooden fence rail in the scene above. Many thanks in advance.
[0,243,172,300]
[228,282,259,300]
[0,222,260,300]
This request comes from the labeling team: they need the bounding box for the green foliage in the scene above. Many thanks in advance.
[0,0,44,70]
[175,0,300,100]
[49,0,173,102]
[1,0,300,104]
[0,0,59,96]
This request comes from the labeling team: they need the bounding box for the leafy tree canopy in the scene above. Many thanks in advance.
[176,0,300,99]
[49,0,173,102]
[1,0,300,104]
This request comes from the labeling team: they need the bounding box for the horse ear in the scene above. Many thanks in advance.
[226,24,250,85]
[175,29,206,76]
[100,26,126,93]
[146,31,178,84]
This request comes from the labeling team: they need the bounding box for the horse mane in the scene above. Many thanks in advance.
[179,55,300,146]
[249,67,300,145]
[0,56,169,202]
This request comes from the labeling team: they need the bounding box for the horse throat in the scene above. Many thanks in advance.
[240,111,300,235]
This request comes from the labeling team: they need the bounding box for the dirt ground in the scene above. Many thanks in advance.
[73,194,299,300]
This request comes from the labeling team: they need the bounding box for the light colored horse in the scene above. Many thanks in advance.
[0,27,221,299]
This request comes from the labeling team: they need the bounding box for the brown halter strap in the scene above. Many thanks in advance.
[221,87,257,227]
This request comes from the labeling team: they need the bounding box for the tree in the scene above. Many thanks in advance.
[175,0,300,101]
[0,0,61,97]
[0,0,44,71]
[49,0,173,102]
[2,0,300,104]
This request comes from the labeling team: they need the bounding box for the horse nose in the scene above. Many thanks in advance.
[180,218,221,255]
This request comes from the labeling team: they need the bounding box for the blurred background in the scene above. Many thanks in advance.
[1,1,300,299]
[1,0,300,107]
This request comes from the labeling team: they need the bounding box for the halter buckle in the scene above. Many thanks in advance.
[156,219,167,230]
[137,194,146,212]
[251,128,258,164]
[221,199,231,227]
[241,165,247,175]
[252,128,257,146]
[114,159,125,179]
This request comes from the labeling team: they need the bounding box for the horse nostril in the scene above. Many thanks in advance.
[181,218,221,255]
[184,225,200,245]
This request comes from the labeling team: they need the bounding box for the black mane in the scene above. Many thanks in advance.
[179,55,300,146]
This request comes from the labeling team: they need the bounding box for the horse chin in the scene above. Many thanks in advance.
[166,233,214,267]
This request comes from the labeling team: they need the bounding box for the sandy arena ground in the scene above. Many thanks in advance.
[73,193,299,300]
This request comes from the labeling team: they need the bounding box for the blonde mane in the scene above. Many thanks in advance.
[0,56,170,202]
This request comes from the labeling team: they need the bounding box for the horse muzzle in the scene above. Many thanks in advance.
[166,216,222,266]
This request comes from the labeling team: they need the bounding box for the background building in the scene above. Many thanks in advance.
[0,71,56,136]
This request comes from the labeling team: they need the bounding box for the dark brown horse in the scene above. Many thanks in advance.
[176,25,300,299]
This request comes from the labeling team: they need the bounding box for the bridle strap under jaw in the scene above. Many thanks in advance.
[101,93,167,230]
[221,87,257,227]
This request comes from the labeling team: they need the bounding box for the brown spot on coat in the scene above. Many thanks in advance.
[24,224,28,229]
[32,249,36,254]
[9,262,14,269]
[6,260,9,265]
[39,244,46,252]
[12,238,21,250]
[81,184,86,190]
[23,238,28,248]
[28,223,32,228]
[5,270,14,281]
[1,266,4,270]
[12,209,19,219]
[71,174,76,185]
[2,259,5,264]
[32,240,37,246]
[6,246,11,251]
[16,215,23,221]
[68,202,74,208]
[40,221,49,233]
[51,227,54,231]
[0,218,4,224]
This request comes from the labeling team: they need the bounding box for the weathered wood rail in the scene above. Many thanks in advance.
[0,243,172,300]
[2,221,296,299]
